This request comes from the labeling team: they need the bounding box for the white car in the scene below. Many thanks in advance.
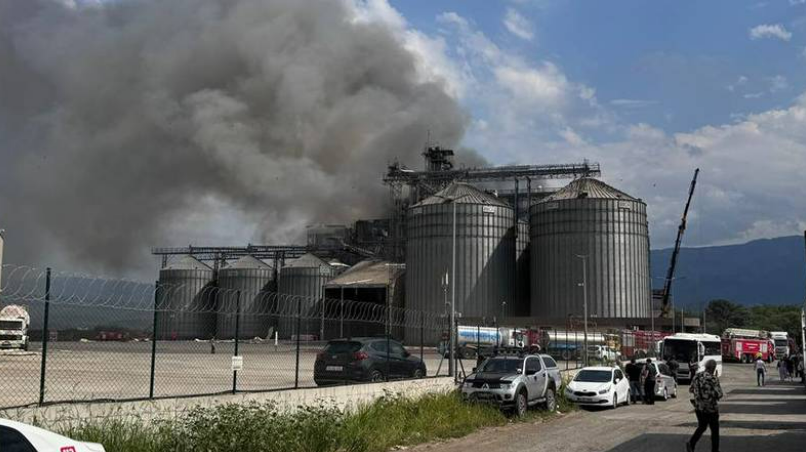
[0,418,105,452]
[634,359,679,401]
[565,366,630,409]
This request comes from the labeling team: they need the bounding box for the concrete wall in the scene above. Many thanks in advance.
[0,377,456,428]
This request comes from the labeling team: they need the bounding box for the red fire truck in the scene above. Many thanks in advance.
[721,328,774,363]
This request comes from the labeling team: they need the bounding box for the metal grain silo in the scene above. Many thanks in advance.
[514,220,530,317]
[216,255,275,340]
[405,182,515,331]
[277,253,333,338]
[157,255,215,340]
[529,178,650,320]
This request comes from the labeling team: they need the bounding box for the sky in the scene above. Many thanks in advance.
[381,0,806,249]
[2,0,806,278]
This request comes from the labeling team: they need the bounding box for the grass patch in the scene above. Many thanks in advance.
[59,387,575,452]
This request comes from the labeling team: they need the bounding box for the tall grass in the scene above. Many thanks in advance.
[60,388,573,452]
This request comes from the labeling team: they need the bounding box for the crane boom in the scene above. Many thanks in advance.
[660,168,699,316]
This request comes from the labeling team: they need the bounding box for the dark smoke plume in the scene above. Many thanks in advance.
[0,0,466,276]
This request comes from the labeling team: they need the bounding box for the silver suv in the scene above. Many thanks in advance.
[460,353,562,416]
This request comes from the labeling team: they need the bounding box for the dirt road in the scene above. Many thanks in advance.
[414,363,806,452]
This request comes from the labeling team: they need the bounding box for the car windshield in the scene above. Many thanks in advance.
[479,358,522,374]
[574,370,612,383]
[0,320,22,330]
[324,341,362,354]
[774,339,787,346]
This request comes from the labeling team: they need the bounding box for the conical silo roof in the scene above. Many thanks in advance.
[412,182,510,208]
[224,255,272,270]
[284,253,330,269]
[164,255,212,271]
[539,178,636,202]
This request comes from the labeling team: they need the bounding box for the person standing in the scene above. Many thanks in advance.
[668,357,680,382]
[754,354,767,387]
[785,356,795,382]
[778,359,787,382]
[643,358,657,405]
[625,358,643,404]
[689,358,699,381]
[686,359,723,452]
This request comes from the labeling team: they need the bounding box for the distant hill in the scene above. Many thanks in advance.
[650,235,806,307]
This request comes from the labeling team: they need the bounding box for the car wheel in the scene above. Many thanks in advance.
[370,370,384,382]
[515,390,528,417]
[544,387,557,412]
[413,368,425,379]
[611,394,618,409]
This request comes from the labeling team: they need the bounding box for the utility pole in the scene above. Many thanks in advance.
[451,200,457,380]
[576,254,589,367]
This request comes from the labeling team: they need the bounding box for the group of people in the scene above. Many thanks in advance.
[624,358,659,404]
[754,353,805,386]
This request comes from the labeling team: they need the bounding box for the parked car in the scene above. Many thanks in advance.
[460,352,562,417]
[313,337,426,386]
[1,418,105,452]
[587,345,618,362]
[636,359,679,401]
[565,366,630,409]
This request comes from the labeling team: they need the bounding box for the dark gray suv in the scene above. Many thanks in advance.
[314,337,427,386]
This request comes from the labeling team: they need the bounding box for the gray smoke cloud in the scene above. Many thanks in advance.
[0,0,466,276]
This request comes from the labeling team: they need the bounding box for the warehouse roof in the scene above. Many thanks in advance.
[540,178,636,202]
[324,260,405,288]
[412,182,510,208]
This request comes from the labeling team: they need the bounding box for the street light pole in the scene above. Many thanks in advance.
[576,254,589,367]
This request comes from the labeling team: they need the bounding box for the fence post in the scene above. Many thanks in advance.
[476,324,480,359]
[294,296,302,389]
[420,312,424,362]
[38,267,51,405]
[232,290,241,394]
[386,329,391,382]
[149,281,159,399]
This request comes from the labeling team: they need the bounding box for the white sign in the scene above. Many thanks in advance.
[231,356,243,372]
[482,205,496,214]
[617,201,632,210]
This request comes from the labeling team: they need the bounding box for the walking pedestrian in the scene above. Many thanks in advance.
[625,357,643,404]
[689,358,698,381]
[786,356,795,382]
[642,358,657,405]
[686,359,723,452]
[778,359,788,382]
[754,354,767,387]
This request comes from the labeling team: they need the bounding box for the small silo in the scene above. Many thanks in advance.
[529,178,651,320]
[157,255,215,340]
[405,182,515,330]
[216,255,275,340]
[277,253,334,338]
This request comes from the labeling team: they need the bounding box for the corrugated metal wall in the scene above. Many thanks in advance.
[515,220,531,317]
[216,259,275,340]
[405,202,515,342]
[277,265,333,338]
[157,267,215,340]
[529,197,651,319]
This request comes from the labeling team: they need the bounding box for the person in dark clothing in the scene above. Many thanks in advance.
[689,358,699,381]
[668,357,680,382]
[687,360,723,452]
[643,358,657,405]
[625,358,643,404]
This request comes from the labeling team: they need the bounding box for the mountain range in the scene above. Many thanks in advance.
[650,235,806,308]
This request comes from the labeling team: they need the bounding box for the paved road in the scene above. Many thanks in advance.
[414,363,806,452]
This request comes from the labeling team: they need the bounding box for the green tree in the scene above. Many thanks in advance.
[704,299,748,335]
[746,305,802,340]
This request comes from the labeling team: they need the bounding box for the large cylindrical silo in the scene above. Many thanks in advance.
[277,253,333,338]
[216,255,275,340]
[157,255,215,340]
[405,182,515,341]
[529,178,650,320]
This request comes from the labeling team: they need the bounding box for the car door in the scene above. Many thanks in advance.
[388,341,411,378]
[613,369,630,402]
[524,356,545,401]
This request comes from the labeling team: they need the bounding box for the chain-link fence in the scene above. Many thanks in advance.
[0,264,669,409]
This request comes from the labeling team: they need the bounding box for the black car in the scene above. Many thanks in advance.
[314,337,427,386]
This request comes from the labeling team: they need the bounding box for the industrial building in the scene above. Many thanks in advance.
[151,147,669,341]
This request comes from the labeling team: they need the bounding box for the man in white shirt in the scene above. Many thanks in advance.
[754,354,767,387]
